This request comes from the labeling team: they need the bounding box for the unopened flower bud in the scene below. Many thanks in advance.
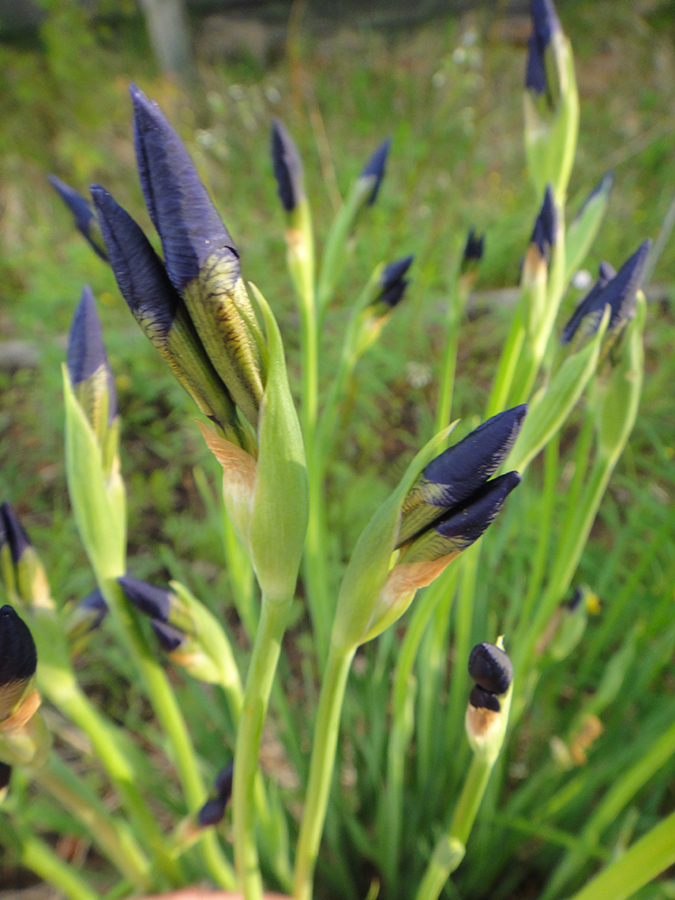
[525,0,562,104]
[67,286,118,443]
[0,504,51,610]
[465,639,513,761]
[130,84,266,427]
[48,175,108,262]
[0,605,37,721]
[197,796,227,828]
[271,118,305,213]
[375,255,413,311]
[468,642,513,695]
[215,760,234,803]
[66,589,108,654]
[118,575,193,634]
[359,137,392,206]
[469,684,501,713]
[91,185,243,444]
[149,619,186,653]
[0,762,10,802]
[562,240,650,346]
[399,405,527,546]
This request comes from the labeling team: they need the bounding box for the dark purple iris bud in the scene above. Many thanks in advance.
[197,796,227,828]
[360,137,392,206]
[149,619,186,653]
[400,471,521,565]
[432,471,520,547]
[67,286,117,424]
[118,575,171,622]
[91,186,242,440]
[469,684,501,713]
[567,586,584,611]
[91,186,178,340]
[48,175,109,262]
[0,762,11,792]
[130,84,239,293]
[0,503,32,565]
[461,229,485,272]
[562,241,651,344]
[525,0,562,97]
[214,760,234,804]
[530,185,557,262]
[271,118,305,213]
[0,606,37,690]
[398,405,527,547]
[78,589,109,632]
[468,642,513,695]
[377,255,414,309]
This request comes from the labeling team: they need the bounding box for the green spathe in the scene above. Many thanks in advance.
[332,426,456,652]
[565,173,614,283]
[595,291,645,463]
[248,285,309,605]
[508,307,608,473]
[63,366,126,582]
[170,581,242,698]
[524,25,579,205]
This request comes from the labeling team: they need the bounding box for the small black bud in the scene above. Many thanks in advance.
[149,619,186,652]
[0,503,32,565]
[197,796,226,828]
[214,760,234,804]
[469,684,501,712]
[0,605,37,688]
[468,642,513,695]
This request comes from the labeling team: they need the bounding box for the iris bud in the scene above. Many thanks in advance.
[359,137,392,206]
[468,642,513,695]
[48,174,109,262]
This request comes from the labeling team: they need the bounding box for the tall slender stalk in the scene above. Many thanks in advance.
[34,754,151,890]
[293,642,355,900]
[233,598,291,900]
[0,819,99,900]
[99,577,236,889]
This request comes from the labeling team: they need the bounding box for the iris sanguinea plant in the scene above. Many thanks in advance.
[27,3,661,895]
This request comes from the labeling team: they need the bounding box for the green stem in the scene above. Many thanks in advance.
[293,642,355,900]
[34,754,151,890]
[564,808,675,900]
[303,452,332,666]
[485,308,525,419]
[316,180,370,317]
[522,452,614,664]
[416,570,459,790]
[382,571,457,881]
[445,545,480,768]
[0,820,99,900]
[100,577,235,889]
[415,756,493,900]
[215,641,293,893]
[50,683,179,881]
[233,598,290,900]
[509,433,558,640]
[435,273,468,433]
